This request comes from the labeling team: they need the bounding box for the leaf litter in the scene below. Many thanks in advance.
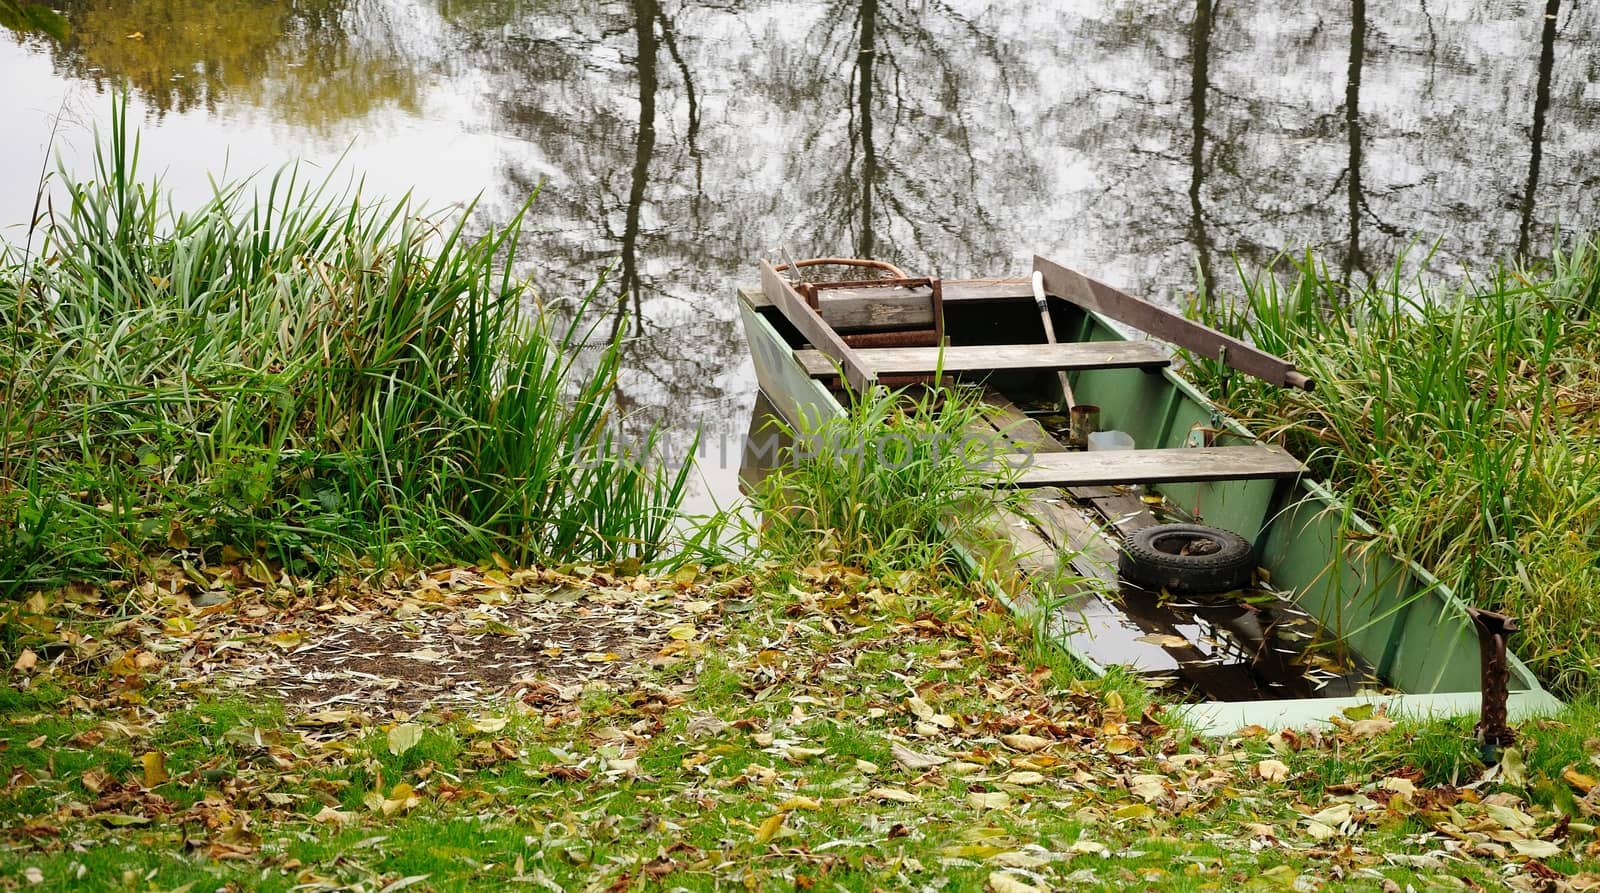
[168,565,726,715]
[3,559,1600,890]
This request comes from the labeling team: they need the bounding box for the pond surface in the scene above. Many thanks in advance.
[4,0,1596,508]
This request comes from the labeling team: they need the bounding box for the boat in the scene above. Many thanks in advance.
[737,256,1561,732]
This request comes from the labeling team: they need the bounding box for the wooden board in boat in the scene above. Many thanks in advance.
[795,341,1170,377]
[992,446,1305,487]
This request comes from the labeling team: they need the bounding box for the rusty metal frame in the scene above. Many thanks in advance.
[773,257,910,279]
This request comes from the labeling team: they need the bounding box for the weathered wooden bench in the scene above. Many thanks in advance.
[987,445,1305,488]
[795,341,1170,378]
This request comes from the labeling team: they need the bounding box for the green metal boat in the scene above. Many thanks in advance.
[738,257,1561,733]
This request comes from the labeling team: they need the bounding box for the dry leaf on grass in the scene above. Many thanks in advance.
[1255,759,1290,782]
[987,871,1046,893]
[892,742,949,770]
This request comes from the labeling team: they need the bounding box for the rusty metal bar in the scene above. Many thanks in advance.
[1467,607,1517,759]
[798,276,929,295]
[773,257,910,278]
[842,330,941,348]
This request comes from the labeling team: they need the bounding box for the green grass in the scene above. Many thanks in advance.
[1190,241,1600,696]
[1,100,690,595]
[738,382,1024,577]
[6,567,1599,891]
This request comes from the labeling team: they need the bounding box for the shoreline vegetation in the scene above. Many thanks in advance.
[2,105,690,598]
[5,118,1600,889]
[1191,246,1600,697]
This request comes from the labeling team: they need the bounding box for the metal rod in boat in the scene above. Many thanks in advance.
[1032,271,1075,413]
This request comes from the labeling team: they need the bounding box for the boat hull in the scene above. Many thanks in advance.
[737,286,1561,731]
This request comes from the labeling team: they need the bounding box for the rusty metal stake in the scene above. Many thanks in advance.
[1466,607,1517,761]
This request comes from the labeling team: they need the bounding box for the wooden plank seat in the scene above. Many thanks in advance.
[987,445,1304,488]
[748,279,1031,330]
[796,341,1170,378]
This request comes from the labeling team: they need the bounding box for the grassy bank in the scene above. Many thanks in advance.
[1192,244,1600,695]
[1,107,688,596]
[5,562,1600,891]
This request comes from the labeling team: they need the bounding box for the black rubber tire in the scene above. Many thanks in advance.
[1117,523,1255,594]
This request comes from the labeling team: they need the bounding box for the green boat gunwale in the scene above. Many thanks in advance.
[736,268,1561,733]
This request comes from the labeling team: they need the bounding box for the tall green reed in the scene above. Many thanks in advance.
[741,383,1023,576]
[1192,242,1600,694]
[1,101,689,595]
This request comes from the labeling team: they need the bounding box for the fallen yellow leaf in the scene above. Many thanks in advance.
[776,796,821,811]
[866,787,922,804]
[1485,803,1536,832]
[1510,838,1562,859]
[381,782,420,816]
[1346,717,1396,738]
[940,844,1006,858]
[1134,633,1189,648]
[989,851,1049,869]
[141,751,168,788]
[1379,776,1417,801]
[892,742,949,770]
[1566,766,1598,794]
[753,811,787,844]
[387,723,424,756]
[314,806,356,824]
[1127,774,1167,803]
[1104,735,1139,755]
[266,631,304,651]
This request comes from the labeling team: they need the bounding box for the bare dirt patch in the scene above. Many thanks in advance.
[188,567,729,716]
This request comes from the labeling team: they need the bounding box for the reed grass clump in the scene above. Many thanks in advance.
[744,384,1020,575]
[1192,243,1600,694]
[1,107,689,596]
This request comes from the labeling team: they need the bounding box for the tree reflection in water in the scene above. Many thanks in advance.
[759,0,1041,272]
[7,0,1599,505]
[43,0,425,131]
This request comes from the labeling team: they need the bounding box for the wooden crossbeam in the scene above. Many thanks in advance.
[1032,256,1314,391]
[747,278,1030,330]
[989,446,1304,488]
[795,341,1170,378]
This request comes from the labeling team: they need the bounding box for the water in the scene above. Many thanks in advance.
[4,0,1596,509]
